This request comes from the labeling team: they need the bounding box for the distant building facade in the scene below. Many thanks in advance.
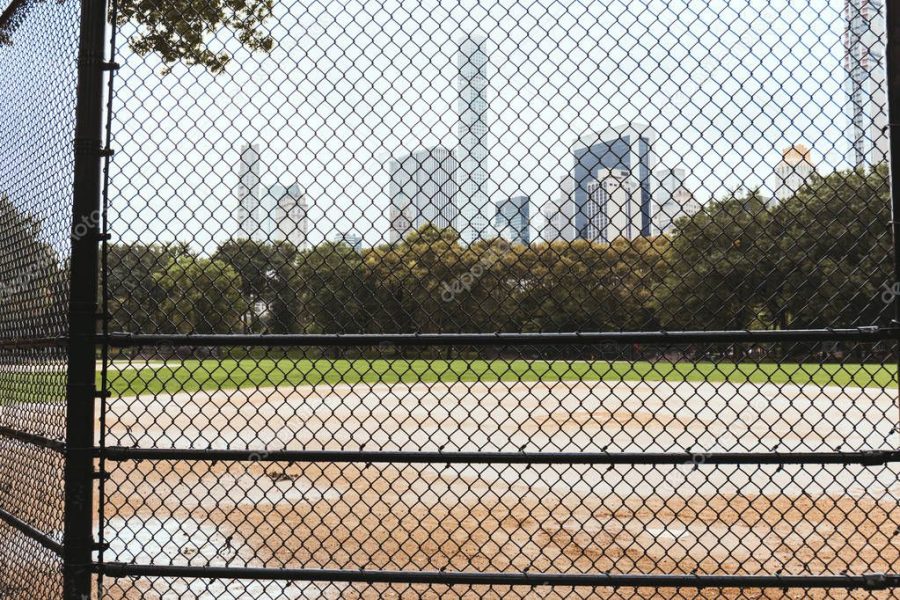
[235,143,308,245]
[334,231,363,251]
[493,196,530,245]
[585,169,641,241]
[455,35,494,243]
[540,178,577,243]
[268,183,308,247]
[236,143,262,238]
[388,146,459,243]
[768,145,816,203]
[652,167,699,233]
[844,0,888,167]
[571,124,657,238]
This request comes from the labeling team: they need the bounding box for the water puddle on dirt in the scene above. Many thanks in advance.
[104,515,344,599]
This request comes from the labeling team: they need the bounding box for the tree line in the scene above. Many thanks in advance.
[105,165,892,336]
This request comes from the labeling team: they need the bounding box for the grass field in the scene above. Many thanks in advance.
[104,358,898,396]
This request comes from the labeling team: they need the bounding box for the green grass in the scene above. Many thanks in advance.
[105,359,898,396]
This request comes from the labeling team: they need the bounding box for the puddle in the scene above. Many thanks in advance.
[104,515,345,599]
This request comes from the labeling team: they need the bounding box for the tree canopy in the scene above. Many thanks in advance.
[104,167,892,340]
[115,0,274,73]
[0,193,64,338]
[0,0,275,73]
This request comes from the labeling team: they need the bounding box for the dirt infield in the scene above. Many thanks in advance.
[96,380,899,599]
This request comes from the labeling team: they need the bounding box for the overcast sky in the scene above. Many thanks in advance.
[105,0,868,251]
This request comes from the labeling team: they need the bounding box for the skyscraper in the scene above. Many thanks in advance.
[455,35,493,243]
[388,146,460,243]
[235,143,262,239]
[586,169,641,242]
[768,145,816,203]
[269,183,308,247]
[540,178,577,243]
[844,0,888,167]
[493,196,530,246]
[571,124,657,239]
[652,167,699,233]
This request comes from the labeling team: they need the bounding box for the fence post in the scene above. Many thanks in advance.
[887,0,900,430]
[63,0,108,596]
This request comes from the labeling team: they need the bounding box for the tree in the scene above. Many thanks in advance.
[655,190,776,330]
[0,193,63,338]
[364,225,469,332]
[115,0,274,72]
[152,255,246,333]
[769,165,891,328]
[521,237,667,332]
[212,238,298,333]
[1,0,274,73]
[293,241,372,334]
[107,241,190,333]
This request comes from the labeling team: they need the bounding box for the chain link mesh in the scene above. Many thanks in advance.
[0,0,81,597]
[105,1,897,336]
[98,0,900,597]
[2,0,900,597]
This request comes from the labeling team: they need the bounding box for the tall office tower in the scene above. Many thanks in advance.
[388,147,460,243]
[235,143,262,239]
[768,145,817,203]
[270,183,308,248]
[652,167,700,233]
[844,0,888,167]
[585,169,641,242]
[455,35,494,243]
[571,124,657,239]
[540,179,577,243]
[493,195,530,246]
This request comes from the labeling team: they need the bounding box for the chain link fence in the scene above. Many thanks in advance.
[0,0,82,598]
[1,0,900,598]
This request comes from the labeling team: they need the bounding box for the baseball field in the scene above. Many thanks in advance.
[87,359,900,599]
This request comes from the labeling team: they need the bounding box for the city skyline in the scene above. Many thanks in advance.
[388,146,459,243]
[235,142,309,245]
[653,167,701,235]
[768,144,817,204]
[105,0,889,251]
[570,124,658,239]
[494,195,530,246]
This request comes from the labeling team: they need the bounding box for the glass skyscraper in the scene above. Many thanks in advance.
[388,146,460,243]
[570,125,657,238]
[235,143,262,238]
[455,35,493,243]
[843,0,888,167]
[493,195,530,246]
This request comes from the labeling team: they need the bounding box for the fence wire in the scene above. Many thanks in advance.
[96,0,900,598]
[0,0,81,597]
[2,0,900,598]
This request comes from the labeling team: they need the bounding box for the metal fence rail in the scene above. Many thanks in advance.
[1,0,900,598]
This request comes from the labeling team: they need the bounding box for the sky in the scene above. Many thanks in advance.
[104,0,870,251]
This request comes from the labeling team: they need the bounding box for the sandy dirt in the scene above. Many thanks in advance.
[7,379,900,599]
